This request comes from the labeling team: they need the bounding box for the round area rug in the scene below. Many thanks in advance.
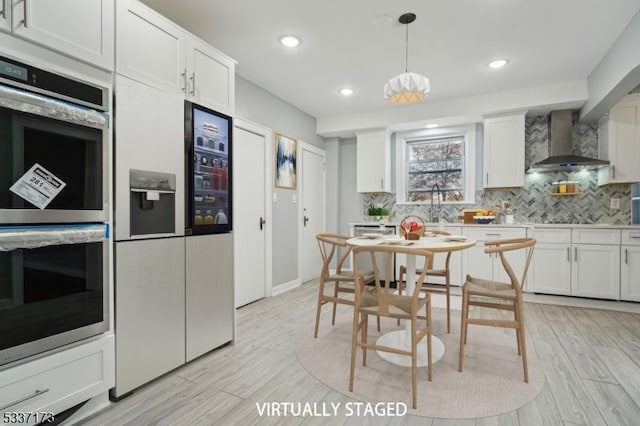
[296,310,545,418]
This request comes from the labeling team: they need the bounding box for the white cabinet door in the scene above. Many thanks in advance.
[116,0,186,92]
[356,129,391,192]
[571,244,620,300]
[461,243,493,281]
[11,0,114,70]
[114,238,186,397]
[598,94,640,185]
[483,113,525,188]
[621,246,640,301]
[529,243,571,295]
[187,36,235,115]
[0,0,10,33]
[186,234,234,362]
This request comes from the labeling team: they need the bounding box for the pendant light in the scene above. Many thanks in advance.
[384,13,430,104]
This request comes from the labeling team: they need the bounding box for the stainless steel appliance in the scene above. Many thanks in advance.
[0,55,109,224]
[184,101,233,235]
[0,224,109,366]
[353,224,397,283]
[633,183,640,225]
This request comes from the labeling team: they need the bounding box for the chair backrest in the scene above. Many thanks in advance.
[315,233,352,277]
[484,237,536,292]
[352,244,434,315]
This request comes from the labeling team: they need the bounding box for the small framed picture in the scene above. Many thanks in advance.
[274,132,297,189]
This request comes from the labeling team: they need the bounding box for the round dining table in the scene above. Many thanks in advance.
[347,235,476,368]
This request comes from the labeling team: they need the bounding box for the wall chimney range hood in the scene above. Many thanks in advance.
[527,110,609,172]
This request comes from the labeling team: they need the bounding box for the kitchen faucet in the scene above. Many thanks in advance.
[430,183,442,223]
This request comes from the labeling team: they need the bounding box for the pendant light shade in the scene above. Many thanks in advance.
[384,13,430,104]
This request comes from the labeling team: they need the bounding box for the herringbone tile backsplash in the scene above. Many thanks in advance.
[362,115,632,225]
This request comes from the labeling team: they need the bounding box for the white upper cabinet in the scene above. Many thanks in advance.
[186,36,235,115]
[356,129,392,193]
[9,0,114,70]
[116,0,186,92]
[598,93,640,185]
[0,1,10,33]
[116,0,235,114]
[482,113,525,188]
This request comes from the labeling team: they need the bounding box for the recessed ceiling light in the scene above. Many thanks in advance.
[339,88,355,96]
[425,123,439,129]
[279,35,300,48]
[488,59,509,69]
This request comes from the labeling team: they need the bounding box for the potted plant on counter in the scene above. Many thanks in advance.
[367,205,391,222]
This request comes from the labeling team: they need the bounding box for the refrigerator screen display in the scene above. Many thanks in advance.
[186,102,232,234]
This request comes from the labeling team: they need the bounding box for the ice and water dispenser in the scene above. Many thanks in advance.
[129,169,176,236]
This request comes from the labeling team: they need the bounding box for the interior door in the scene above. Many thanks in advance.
[233,121,267,307]
[301,146,326,283]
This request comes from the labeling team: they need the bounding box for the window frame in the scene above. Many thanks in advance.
[395,124,477,205]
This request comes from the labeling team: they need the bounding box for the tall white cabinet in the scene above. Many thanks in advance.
[4,0,114,70]
[598,93,640,185]
[482,113,526,188]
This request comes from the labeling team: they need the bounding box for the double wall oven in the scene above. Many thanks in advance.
[0,55,110,366]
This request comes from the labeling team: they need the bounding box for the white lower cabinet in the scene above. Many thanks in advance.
[462,227,527,284]
[621,230,640,301]
[0,335,114,426]
[530,227,621,300]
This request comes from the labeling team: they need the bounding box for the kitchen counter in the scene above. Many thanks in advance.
[349,221,640,229]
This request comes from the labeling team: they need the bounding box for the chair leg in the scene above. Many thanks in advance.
[517,302,529,383]
[427,297,432,382]
[411,314,418,409]
[362,314,368,366]
[459,287,469,372]
[377,315,381,332]
[514,301,522,356]
[314,277,326,338]
[349,309,360,392]
[445,271,451,333]
[331,282,339,325]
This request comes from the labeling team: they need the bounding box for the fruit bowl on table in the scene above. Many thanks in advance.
[473,215,495,224]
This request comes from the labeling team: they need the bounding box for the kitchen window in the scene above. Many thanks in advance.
[395,124,477,204]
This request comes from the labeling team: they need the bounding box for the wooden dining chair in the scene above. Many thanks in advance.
[314,233,376,338]
[458,237,536,382]
[398,229,454,333]
[349,244,435,409]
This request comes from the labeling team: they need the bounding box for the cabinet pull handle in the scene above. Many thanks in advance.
[574,247,577,262]
[2,0,7,20]
[567,247,570,262]
[380,178,383,189]
[21,0,28,27]
[485,233,501,237]
[625,248,628,265]
[190,72,195,95]
[630,236,640,239]
[486,172,489,186]
[0,388,49,411]
[180,70,186,93]
[612,165,615,180]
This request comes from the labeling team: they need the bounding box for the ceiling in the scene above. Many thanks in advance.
[140,0,640,121]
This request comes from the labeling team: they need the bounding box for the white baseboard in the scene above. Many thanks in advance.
[272,278,302,296]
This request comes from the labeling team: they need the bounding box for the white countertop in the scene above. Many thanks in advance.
[349,221,640,229]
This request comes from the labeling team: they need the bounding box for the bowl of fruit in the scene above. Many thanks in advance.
[473,210,495,224]
[400,215,426,240]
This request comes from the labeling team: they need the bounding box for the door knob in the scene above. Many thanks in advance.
[303,215,309,226]
[259,217,266,230]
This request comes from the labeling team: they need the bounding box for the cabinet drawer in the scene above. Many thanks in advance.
[531,228,571,244]
[0,336,113,421]
[622,229,640,245]
[572,228,621,245]
[463,227,526,242]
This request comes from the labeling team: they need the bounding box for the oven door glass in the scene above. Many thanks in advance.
[0,241,106,365]
[0,107,102,211]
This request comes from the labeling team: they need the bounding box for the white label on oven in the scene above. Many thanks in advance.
[9,163,67,209]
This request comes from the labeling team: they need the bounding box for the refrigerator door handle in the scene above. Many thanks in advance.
[259,217,266,230]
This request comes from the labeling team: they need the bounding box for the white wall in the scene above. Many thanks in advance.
[235,76,324,287]
[338,139,361,235]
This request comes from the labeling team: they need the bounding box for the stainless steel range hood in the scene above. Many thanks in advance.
[527,110,609,172]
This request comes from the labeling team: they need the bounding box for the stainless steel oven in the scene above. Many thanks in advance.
[0,55,109,224]
[0,224,109,366]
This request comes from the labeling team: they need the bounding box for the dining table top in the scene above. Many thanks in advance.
[346,235,476,253]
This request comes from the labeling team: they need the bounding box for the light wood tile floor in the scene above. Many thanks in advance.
[78,281,640,425]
